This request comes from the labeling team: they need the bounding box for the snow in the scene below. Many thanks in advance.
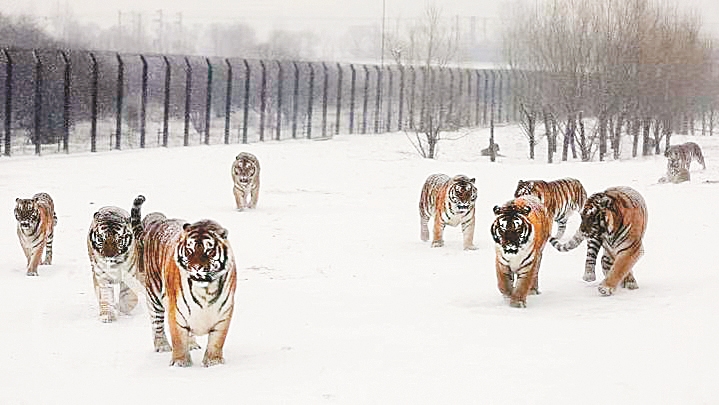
[1,124,718,404]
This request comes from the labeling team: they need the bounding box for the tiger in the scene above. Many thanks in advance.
[665,141,706,172]
[232,152,260,210]
[513,178,587,241]
[491,195,552,308]
[419,173,478,250]
[141,214,237,367]
[658,163,690,184]
[14,192,57,276]
[87,197,145,323]
[548,186,648,296]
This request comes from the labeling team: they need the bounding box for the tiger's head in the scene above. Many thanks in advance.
[176,220,230,283]
[579,194,613,238]
[233,154,258,187]
[513,180,537,198]
[15,197,41,233]
[448,175,477,213]
[89,210,134,264]
[491,202,532,255]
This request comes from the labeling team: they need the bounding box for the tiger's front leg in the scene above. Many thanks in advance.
[203,317,233,367]
[26,240,46,276]
[461,212,478,250]
[168,312,192,367]
[598,246,642,296]
[495,260,513,299]
[93,275,117,323]
[431,211,445,247]
[233,187,247,210]
[509,260,540,308]
[249,182,259,209]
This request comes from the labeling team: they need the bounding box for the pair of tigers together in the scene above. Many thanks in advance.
[14,192,237,367]
[659,141,706,184]
[418,174,648,308]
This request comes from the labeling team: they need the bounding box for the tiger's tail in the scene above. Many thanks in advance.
[130,195,145,242]
[548,228,585,252]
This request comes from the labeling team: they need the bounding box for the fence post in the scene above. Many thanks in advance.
[397,65,405,131]
[465,69,472,127]
[307,62,314,139]
[3,49,11,156]
[475,70,481,126]
[489,70,496,162]
[335,63,342,135]
[497,70,504,123]
[32,50,42,155]
[292,62,299,139]
[60,51,70,153]
[321,62,329,137]
[204,58,212,144]
[139,55,148,148]
[242,59,250,144]
[224,59,232,144]
[259,60,267,141]
[183,57,192,146]
[115,53,124,150]
[483,70,489,125]
[385,66,392,132]
[374,65,382,133]
[162,56,170,147]
[276,61,283,140]
[456,68,462,126]
[89,53,98,152]
[362,65,369,134]
[349,64,356,134]
[448,68,454,122]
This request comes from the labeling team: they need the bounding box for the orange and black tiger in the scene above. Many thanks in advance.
[491,195,552,308]
[140,211,237,367]
[665,142,705,171]
[232,152,260,210]
[514,178,587,241]
[548,186,647,296]
[15,192,57,276]
[419,173,478,250]
[87,197,145,323]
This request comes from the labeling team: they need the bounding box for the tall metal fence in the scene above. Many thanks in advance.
[0,48,518,156]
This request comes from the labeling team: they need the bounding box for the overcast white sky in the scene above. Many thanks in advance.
[5,0,718,38]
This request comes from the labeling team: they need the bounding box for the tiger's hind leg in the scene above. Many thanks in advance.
[117,282,138,315]
[598,248,641,296]
[420,214,430,242]
[249,182,259,209]
[42,227,54,265]
[431,213,445,247]
[583,238,601,282]
[145,273,171,352]
[621,273,638,290]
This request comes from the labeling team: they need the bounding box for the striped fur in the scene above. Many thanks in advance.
[141,216,237,367]
[549,187,647,296]
[15,192,57,276]
[514,178,587,240]
[419,173,478,250]
[665,142,706,172]
[232,152,260,210]
[491,195,552,308]
[87,200,144,323]
[658,164,690,184]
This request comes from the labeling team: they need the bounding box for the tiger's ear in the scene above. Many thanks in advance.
[15,198,19,203]
[93,211,101,220]
[220,228,229,239]
[470,178,476,184]
[493,205,501,215]
[521,205,531,215]
[183,223,191,231]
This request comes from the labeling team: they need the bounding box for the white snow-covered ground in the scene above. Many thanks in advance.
[0,125,718,404]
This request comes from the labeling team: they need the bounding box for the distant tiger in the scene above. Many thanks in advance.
[419,173,478,250]
[549,186,647,296]
[665,142,705,172]
[232,152,260,210]
[491,195,552,308]
[514,178,587,241]
[140,212,237,367]
[87,197,145,323]
[658,163,690,184]
[15,192,57,276]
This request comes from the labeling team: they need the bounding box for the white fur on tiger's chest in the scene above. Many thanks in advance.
[175,275,235,336]
[495,234,537,270]
[91,252,135,283]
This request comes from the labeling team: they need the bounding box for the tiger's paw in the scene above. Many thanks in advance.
[26,270,39,276]
[583,271,596,282]
[170,356,192,367]
[509,299,527,308]
[99,312,117,323]
[431,240,444,248]
[154,337,172,352]
[529,288,541,295]
[598,284,615,296]
[202,354,225,367]
[622,278,639,290]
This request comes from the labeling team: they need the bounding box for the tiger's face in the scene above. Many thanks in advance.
[233,156,257,187]
[176,221,230,283]
[449,177,477,213]
[579,195,611,238]
[491,204,532,255]
[15,198,40,233]
[90,220,133,263]
[513,180,535,198]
